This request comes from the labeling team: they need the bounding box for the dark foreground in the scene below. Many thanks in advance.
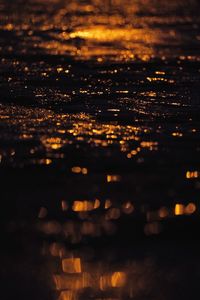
[0,0,200,299]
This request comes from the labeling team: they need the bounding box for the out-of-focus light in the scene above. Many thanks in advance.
[72,200,99,212]
[172,132,183,137]
[49,242,65,257]
[144,222,162,235]
[186,171,199,179]
[94,198,100,209]
[62,258,81,273]
[106,208,121,220]
[61,200,68,211]
[71,166,82,173]
[158,207,169,218]
[71,166,88,175]
[105,199,112,209]
[107,175,121,182]
[58,291,73,300]
[100,272,126,290]
[38,207,48,219]
[185,202,196,215]
[122,201,134,214]
[40,221,61,235]
[175,204,184,215]
[111,272,126,287]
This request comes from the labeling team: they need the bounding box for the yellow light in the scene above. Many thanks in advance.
[140,141,158,148]
[186,171,199,179]
[72,200,98,212]
[82,167,88,175]
[175,204,185,215]
[172,132,183,137]
[45,159,52,165]
[71,166,82,173]
[155,71,165,75]
[71,166,88,175]
[107,175,121,182]
[111,272,126,288]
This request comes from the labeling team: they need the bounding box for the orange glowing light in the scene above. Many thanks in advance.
[186,171,199,179]
[107,174,121,182]
[62,258,81,273]
[105,199,112,209]
[175,204,185,216]
[106,208,121,220]
[158,207,169,218]
[58,291,73,300]
[72,200,98,212]
[122,201,134,214]
[185,203,196,215]
[111,272,126,288]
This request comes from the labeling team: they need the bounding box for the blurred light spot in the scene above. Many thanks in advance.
[94,198,100,209]
[122,202,134,214]
[172,132,183,137]
[71,166,88,175]
[81,222,95,236]
[158,207,169,218]
[105,199,112,209]
[111,272,126,287]
[107,175,121,183]
[41,137,63,150]
[186,171,199,179]
[175,204,185,215]
[61,200,68,211]
[49,242,64,257]
[72,200,98,212]
[106,208,121,220]
[144,222,162,235]
[62,258,81,273]
[41,221,61,235]
[58,291,73,300]
[54,272,90,290]
[38,207,48,219]
[71,166,82,173]
[185,203,196,215]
